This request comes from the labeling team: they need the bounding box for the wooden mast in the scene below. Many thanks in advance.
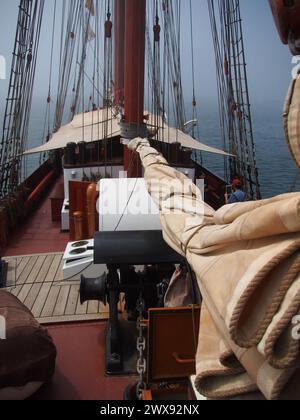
[119,0,146,177]
[124,0,146,127]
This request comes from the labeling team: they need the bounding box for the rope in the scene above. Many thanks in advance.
[161,0,186,132]
[54,0,82,130]
[188,0,202,165]
[0,0,45,197]
[40,0,58,165]
[208,0,261,200]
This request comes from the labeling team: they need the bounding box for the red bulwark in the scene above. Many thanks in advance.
[32,321,134,400]
[3,180,69,257]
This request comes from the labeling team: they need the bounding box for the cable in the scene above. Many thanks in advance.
[208,0,261,199]
[0,0,46,196]
[113,176,139,232]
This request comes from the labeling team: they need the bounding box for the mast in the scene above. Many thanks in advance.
[124,0,146,127]
[119,0,147,177]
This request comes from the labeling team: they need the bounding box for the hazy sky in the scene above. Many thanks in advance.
[0,0,294,111]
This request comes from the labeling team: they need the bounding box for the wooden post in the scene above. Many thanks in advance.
[123,0,146,177]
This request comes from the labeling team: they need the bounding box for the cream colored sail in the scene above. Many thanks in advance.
[23,109,232,157]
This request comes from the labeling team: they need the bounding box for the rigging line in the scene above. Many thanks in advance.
[145,6,161,133]
[226,2,245,169]
[208,0,235,180]
[81,0,86,142]
[113,176,139,232]
[95,0,100,156]
[160,0,167,145]
[0,0,45,195]
[56,0,82,128]
[55,0,69,123]
[164,2,178,129]
[223,0,243,178]
[230,4,248,163]
[154,10,162,134]
[189,0,196,138]
[103,0,112,173]
[90,8,98,146]
[58,0,66,87]
[87,43,104,91]
[227,0,258,197]
[70,8,84,118]
[168,1,179,127]
[159,0,171,149]
[22,4,42,180]
[210,0,260,198]
[40,0,58,163]
[166,0,185,132]
[48,0,57,98]
[21,2,44,145]
[235,0,260,198]
[0,0,31,165]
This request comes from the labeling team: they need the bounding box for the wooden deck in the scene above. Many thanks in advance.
[3,253,109,325]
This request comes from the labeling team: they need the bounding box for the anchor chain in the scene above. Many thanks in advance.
[136,295,147,400]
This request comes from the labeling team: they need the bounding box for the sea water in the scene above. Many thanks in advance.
[1,99,299,199]
[195,103,300,198]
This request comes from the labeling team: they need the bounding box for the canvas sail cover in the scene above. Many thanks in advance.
[23,109,232,157]
[129,137,300,400]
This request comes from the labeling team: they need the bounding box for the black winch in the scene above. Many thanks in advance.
[80,230,199,375]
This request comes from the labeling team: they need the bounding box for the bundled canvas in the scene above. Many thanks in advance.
[129,137,300,400]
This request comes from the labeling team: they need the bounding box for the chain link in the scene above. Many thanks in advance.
[136,295,147,400]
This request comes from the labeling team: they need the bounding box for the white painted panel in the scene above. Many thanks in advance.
[99,178,161,232]
[63,166,123,199]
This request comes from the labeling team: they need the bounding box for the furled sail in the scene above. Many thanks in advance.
[130,137,300,400]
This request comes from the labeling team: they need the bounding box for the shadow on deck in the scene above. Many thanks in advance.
[3,253,109,324]
[3,179,69,257]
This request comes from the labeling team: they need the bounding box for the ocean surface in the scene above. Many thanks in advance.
[197,103,300,198]
[1,99,299,199]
